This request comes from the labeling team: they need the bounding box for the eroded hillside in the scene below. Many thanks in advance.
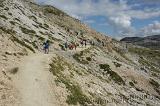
[0,0,160,106]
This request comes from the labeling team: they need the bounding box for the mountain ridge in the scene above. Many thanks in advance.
[121,35,160,50]
[0,0,160,106]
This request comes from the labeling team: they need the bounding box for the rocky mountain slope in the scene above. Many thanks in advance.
[0,0,160,106]
[121,35,160,50]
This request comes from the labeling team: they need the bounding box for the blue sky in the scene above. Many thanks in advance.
[36,0,160,39]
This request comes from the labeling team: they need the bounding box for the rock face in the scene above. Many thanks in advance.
[121,35,160,50]
[0,0,160,106]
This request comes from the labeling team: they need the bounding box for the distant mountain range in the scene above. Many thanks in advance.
[121,35,160,50]
[0,0,160,105]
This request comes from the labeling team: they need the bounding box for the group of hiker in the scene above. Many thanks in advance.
[42,38,90,54]
[42,38,107,54]
[64,39,88,51]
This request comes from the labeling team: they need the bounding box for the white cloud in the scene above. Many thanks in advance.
[109,15,131,29]
[36,0,160,37]
[84,20,95,24]
[138,21,160,36]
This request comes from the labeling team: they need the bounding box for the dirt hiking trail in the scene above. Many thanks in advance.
[13,53,59,106]
[12,46,90,106]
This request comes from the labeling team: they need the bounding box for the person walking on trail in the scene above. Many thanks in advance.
[80,40,84,47]
[84,39,87,48]
[43,40,50,54]
[74,42,77,50]
[64,42,68,51]
[102,41,105,47]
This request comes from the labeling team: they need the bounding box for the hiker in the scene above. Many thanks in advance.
[74,42,77,50]
[84,39,87,48]
[64,42,68,51]
[43,40,50,54]
[80,40,84,47]
[102,41,105,47]
[69,43,73,50]
[90,40,94,46]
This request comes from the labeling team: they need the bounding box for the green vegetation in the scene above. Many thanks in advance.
[11,36,35,53]
[32,41,38,49]
[149,78,160,95]
[129,47,160,58]
[139,57,160,73]
[0,15,8,20]
[9,21,19,25]
[129,82,135,87]
[44,6,66,16]
[28,15,37,22]
[89,92,106,106]
[9,67,19,74]
[19,26,36,35]
[129,47,160,75]
[113,62,122,67]
[66,84,91,105]
[149,79,159,88]
[39,23,47,30]
[73,52,89,64]
[5,51,12,55]
[0,2,4,7]
[86,57,92,61]
[14,18,20,22]
[44,23,49,28]
[50,57,91,105]
[113,47,133,63]
[99,64,111,72]
[99,64,125,85]
[9,21,15,25]
[0,27,16,35]
[35,35,45,41]
[8,12,12,16]
[73,48,93,64]
[4,7,9,11]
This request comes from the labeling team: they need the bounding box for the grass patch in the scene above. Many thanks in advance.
[73,50,91,64]
[113,47,133,63]
[44,23,49,28]
[99,64,125,85]
[35,35,45,41]
[9,21,19,25]
[139,57,160,73]
[99,64,111,71]
[19,26,36,35]
[4,7,9,10]
[50,56,91,105]
[14,18,20,22]
[0,27,16,35]
[129,47,160,58]
[129,47,160,67]
[28,15,37,22]
[0,15,8,20]
[11,36,35,53]
[73,53,89,64]
[32,41,38,49]
[150,79,159,88]
[9,67,19,74]
[129,82,135,87]
[8,12,12,16]
[113,62,122,67]
[0,2,4,7]
[44,6,66,16]
[149,78,160,95]
[9,21,15,25]
[86,57,92,61]
[89,92,107,106]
